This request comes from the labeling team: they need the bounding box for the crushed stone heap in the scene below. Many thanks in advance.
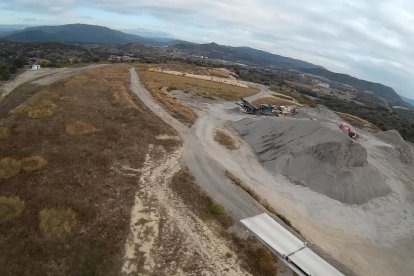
[233,118,392,205]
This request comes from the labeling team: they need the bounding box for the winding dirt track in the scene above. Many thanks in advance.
[130,68,265,220]
[129,68,414,276]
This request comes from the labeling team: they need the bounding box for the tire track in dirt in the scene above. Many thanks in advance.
[121,144,251,275]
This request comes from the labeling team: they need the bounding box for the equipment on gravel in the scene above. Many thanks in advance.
[236,98,297,116]
[339,123,360,141]
[236,98,277,116]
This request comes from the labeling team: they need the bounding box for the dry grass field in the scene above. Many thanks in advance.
[138,62,234,79]
[139,67,258,101]
[336,111,380,132]
[0,64,181,275]
[137,68,258,125]
[252,96,297,107]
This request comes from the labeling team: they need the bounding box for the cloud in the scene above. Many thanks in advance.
[1,0,414,98]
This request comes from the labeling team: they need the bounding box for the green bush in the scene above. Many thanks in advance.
[210,202,224,216]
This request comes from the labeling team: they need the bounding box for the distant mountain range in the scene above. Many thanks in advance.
[401,95,414,107]
[173,42,321,69]
[300,67,404,105]
[1,24,179,46]
[1,23,410,107]
[173,42,408,106]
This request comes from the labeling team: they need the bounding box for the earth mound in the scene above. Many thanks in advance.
[232,118,392,204]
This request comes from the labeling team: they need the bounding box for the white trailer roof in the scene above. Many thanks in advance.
[240,213,344,276]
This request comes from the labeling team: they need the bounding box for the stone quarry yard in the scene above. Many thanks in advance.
[133,62,414,276]
[2,61,414,276]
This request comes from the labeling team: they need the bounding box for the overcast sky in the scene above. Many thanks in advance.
[1,0,413,99]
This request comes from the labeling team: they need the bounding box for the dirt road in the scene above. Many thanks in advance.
[130,68,265,220]
[130,67,414,276]
[0,65,106,118]
[0,65,104,101]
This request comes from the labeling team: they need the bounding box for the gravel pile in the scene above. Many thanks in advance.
[233,117,392,204]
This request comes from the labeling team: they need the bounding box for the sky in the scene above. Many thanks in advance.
[1,0,414,99]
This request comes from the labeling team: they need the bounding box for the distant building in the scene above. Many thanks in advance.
[30,64,41,71]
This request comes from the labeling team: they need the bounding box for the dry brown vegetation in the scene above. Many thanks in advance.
[111,84,138,109]
[0,157,21,179]
[0,155,48,179]
[39,208,77,242]
[13,91,58,119]
[336,111,380,132]
[142,62,234,79]
[137,69,197,125]
[20,155,48,172]
[0,64,181,275]
[59,95,79,103]
[0,126,10,140]
[65,121,99,135]
[170,169,277,276]
[272,93,294,101]
[214,129,238,150]
[271,85,317,107]
[252,96,297,107]
[0,196,25,222]
[138,63,258,126]
[139,68,258,101]
[225,170,301,234]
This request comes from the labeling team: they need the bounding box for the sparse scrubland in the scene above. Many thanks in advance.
[0,63,277,275]
[137,65,258,125]
[0,64,181,275]
[138,66,258,101]
[170,169,278,276]
[225,170,299,233]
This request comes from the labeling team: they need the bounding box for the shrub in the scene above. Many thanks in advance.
[214,129,237,150]
[253,247,277,275]
[39,208,77,242]
[0,127,11,140]
[66,121,99,136]
[210,202,224,216]
[166,86,177,92]
[0,157,21,179]
[0,196,25,222]
[20,155,48,172]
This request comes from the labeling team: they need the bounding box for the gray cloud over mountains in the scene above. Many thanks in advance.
[2,0,414,97]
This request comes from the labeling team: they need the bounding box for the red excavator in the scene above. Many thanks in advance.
[339,123,359,141]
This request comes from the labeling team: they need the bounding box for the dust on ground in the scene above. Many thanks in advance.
[122,144,251,275]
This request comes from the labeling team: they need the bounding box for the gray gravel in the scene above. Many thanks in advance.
[232,118,392,204]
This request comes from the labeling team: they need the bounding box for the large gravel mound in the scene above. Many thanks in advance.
[233,118,392,204]
[377,130,413,164]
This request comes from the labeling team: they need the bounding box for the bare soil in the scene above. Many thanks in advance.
[252,96,298,107]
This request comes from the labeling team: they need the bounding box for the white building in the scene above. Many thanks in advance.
[30,64,41,71]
